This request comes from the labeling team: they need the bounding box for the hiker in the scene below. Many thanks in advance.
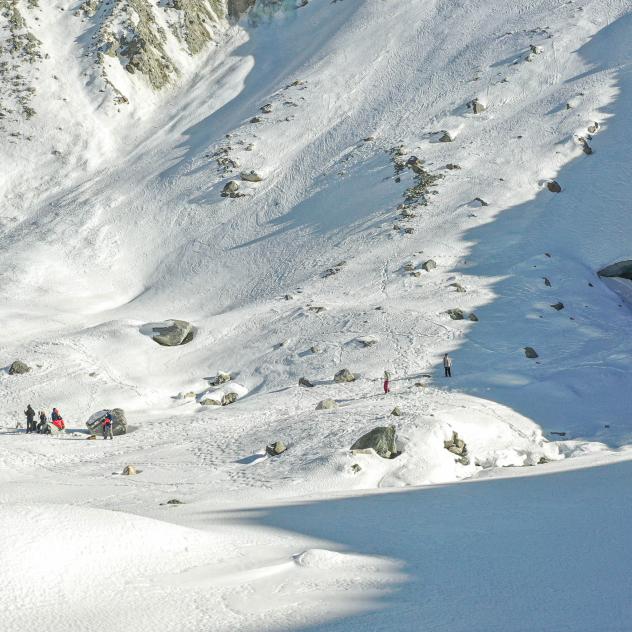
[24,405,36,433]
[51,408,65,432]
[37,411,47,434]
[383,370,391,394]
[102,414,113,440]
[443,353,452,377]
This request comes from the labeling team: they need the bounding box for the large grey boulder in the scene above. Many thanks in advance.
[266,441,286,456]
[447,308,465,320]
[334,369,356,383]
[8,360,30,375]
[240,170,264,182]
[221,180,243,197]
[146,320,194,346]
[524,347,539,359]
[316,399,337,410]
[422,259,437,272]
[87,408,128,436]
[598,261,632,281]
[350,426,398,459]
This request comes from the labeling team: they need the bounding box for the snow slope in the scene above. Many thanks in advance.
[1,0,632,630]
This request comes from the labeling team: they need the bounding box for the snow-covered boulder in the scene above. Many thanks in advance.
[197,382,248,407]
[141,320,195,346]
[351,426,398,459]
[87,409,128,436]
[334,369,355,383]
[316,399,337,410]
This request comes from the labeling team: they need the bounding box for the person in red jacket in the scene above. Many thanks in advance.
[51,408,65,431]
[102,415,113,440]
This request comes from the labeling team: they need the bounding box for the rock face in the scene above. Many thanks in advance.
[334,369,355,383]
[350,426,398,459]
[524,347,539,359]
[266,441,286,456]
[8,360,30,375]
[87,408,128,436]
[316,399,337,410]
[598,261,632,281]
[145,319,194,346]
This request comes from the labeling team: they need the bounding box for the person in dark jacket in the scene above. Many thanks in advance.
[25,405,36,433]
[443,353,453,378]
[37,411,47,434]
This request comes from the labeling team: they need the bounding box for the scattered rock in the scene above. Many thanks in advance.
[240,170,264,182]
[529,44,543,55]
[538,456,550,465]
[145,319,194,346]
[544,277,552,287]
[122,465,137,476]
[86,408,128,436]
[160,499,184,506]
[474,197,489,206]
[309,345,321,354]
[316,399,338,410]
[547,180,562,193]
[260,103,273,113]
[403,227,415,234]
[222,393,238,406]
[308,306,327,314]
[403,262,416,272]
[334,368,356,383]
[250,116,262,123]
[469,98,486,114]
[351,463,362,473]
[551,302,564,311]
[351,426,398,459]
[299,377,315,388]
[391,406,402,417]
[356,337,378,348]
[221,180,242,198]
[468,313,479,322]
[598,260,632,281]
[422,259,437,272]
[439,131,454,143]
[447,308,465,320]
[200,398,222,406]
[208,371,231,386]
[587,122,599,134]
[266,441,287,456]
[524,347,539,359]
[8,360,30,375]
[444,431,468,458]
[449,282,466,293]
[445,163,461,170]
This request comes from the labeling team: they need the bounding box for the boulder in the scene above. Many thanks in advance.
[474,197,489,206]
[598,261,632,281]
[221,180,242,197]
[550,302,564,311]
[240,170,264,182]
[444,431,468,459]
[468,313,479,322]
[524,347,539,359]
[447,308,465,320]
[391,406,402,417]
[350,426,398,459]
[86,408,128,436]
[422,259,437,272]
[469,98,485,114]
[547,180,562,193]
[299,377,315,388]
[266,441,287,456]
[449,282,466,293]
[8,360,30,375]
[207,371,231,386]
[356,337,378,348]
[439,131,454,142]
[334,368,355,383]
[222,393,238,406]
[122,465,137,476]
[316,399,337,410]
[260,103,273,113]
[145,319,194,346]
[544,277,552,287]
[200,398,221,406]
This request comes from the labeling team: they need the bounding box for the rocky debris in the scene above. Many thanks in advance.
[222,392,238,406]
[208,371,231,386]
[468,313,479,322]
[222,180,243,197]
[316,399,337,410]
[447,308,465,320]
[309,345,321,354]
[146,319,194,346]
[308,306,327,314]
[298,377,315,388]
[551,302,564,311]
[240,170,264,182]
[217,156,239,171]
[160,498,184,505]
[391,406,402,417]
[266,441,287,456]
[588,122,599,134]
[598,260,632,281]
[439,131,455,142]
[577,136,593,155]
[547,180,562,193]
[260,103,273,113]
[422,259,437,272]
[87,408,128,436]
[400,207,416,219]
[403,227,415,234]
[200,398,221,406]
[322,261,346,278]
[524,346,539,359]
[250,116,262,123]
[528,44,544,57]
[449,282,466,293]
[474,197,489,206]
[351,463,362,473]
[122,465,138,476]
[350,426,398,459]
[334,368,355,383]
[403,262,416,272]
[445,163,461,170]
[468,98,486,114]
[544,277,552,287]
[176,391,197,399]
[355,337,378,348]
[444,431,469,464]
[8,360,30,375]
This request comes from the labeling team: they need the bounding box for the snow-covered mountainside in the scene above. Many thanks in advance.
[2,0,632,630]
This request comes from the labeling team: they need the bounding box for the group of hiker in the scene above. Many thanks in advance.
[22,405,115,439]
[382,353,453,393]
[23,405,65,434]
